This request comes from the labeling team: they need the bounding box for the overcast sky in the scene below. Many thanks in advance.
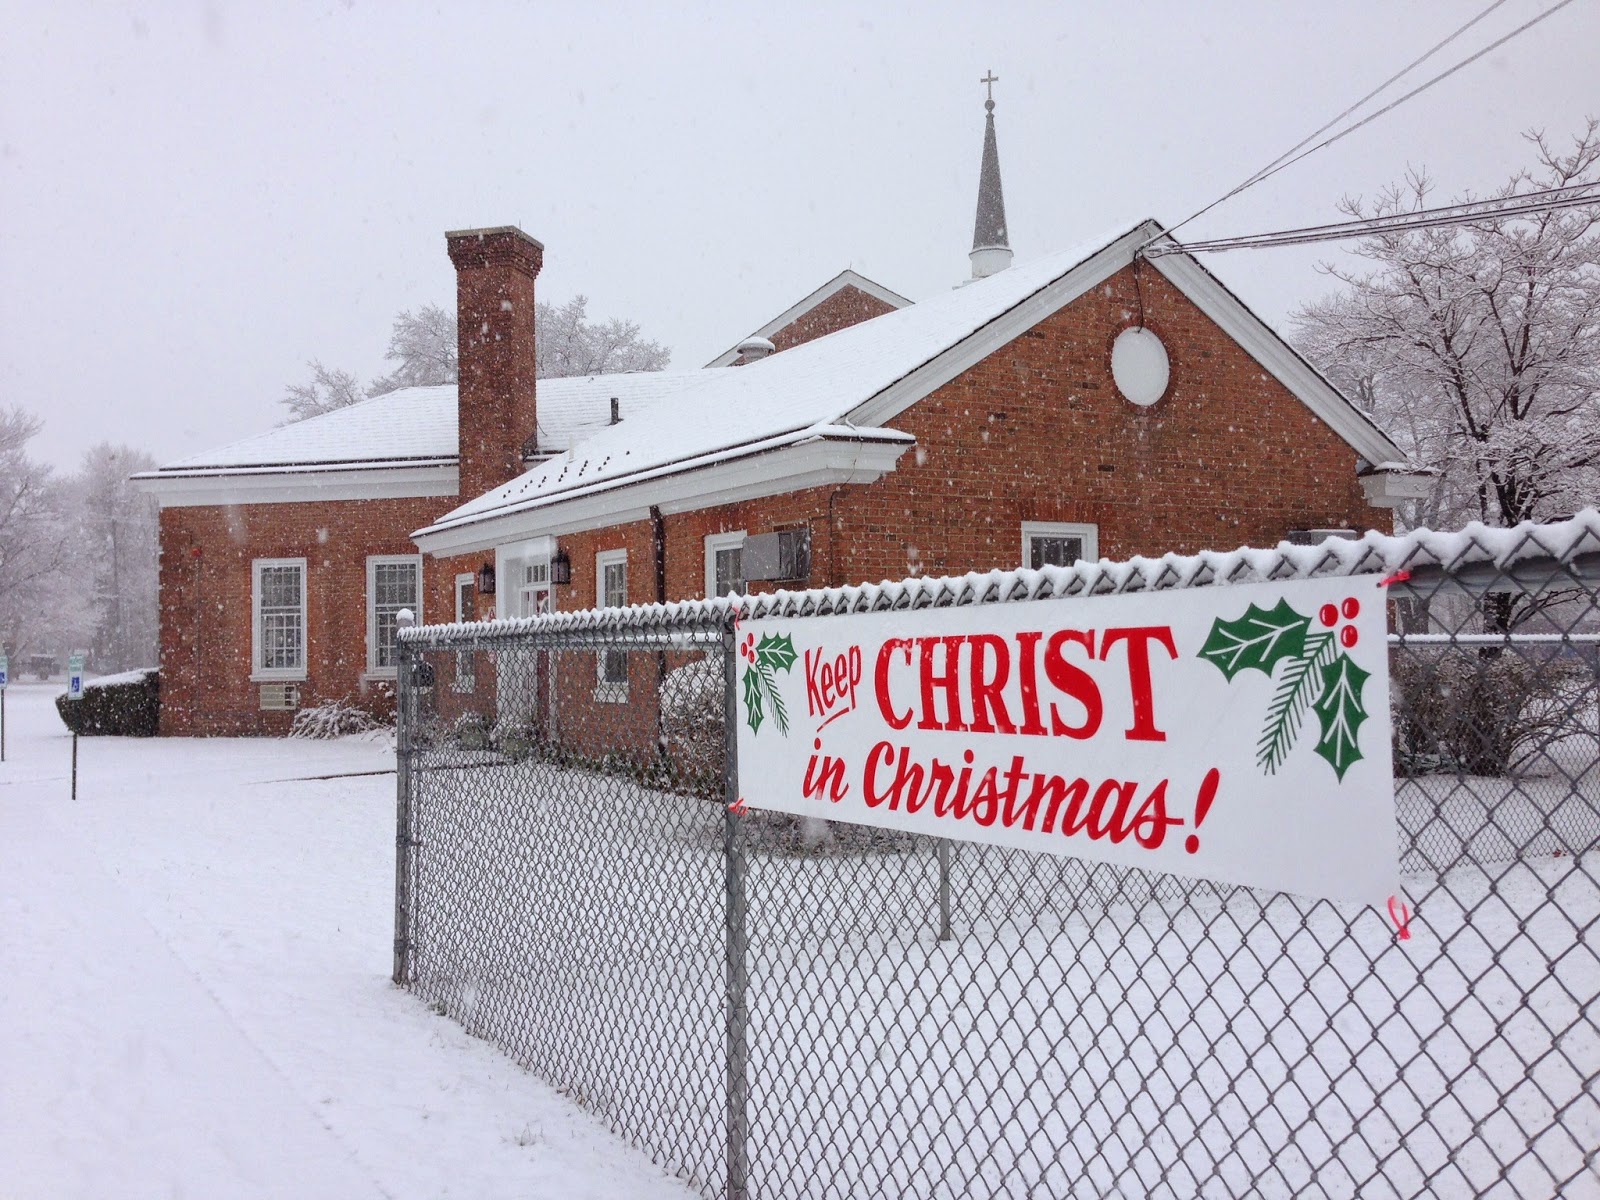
[2,0,1596,471]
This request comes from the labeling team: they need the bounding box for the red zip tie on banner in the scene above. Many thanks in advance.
[1377,569,1412,587]
[1387,895,1413,941]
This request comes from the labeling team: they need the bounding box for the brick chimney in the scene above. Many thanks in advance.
[446,225,543,501]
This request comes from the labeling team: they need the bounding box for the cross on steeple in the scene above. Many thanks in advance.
[981,70,998,111]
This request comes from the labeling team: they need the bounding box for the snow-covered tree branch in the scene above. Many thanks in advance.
[1295,121,1600,536]
[282,296,671,420]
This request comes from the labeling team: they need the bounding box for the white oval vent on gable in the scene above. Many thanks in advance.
[1111,327,1170,408]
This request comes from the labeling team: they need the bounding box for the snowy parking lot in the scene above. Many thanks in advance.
[0,682,697,1200]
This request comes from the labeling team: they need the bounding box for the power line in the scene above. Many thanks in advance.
[1230,0,1579,205]
[1144,182,1600,256]
[1158,0,1574,244]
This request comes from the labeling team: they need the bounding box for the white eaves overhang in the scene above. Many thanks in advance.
[412,427,914,558]
[130,460,459,508]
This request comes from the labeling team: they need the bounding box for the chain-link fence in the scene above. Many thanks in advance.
[395,516,1600,1199]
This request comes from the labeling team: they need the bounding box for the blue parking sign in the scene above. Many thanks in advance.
[0,655,8,688]
[67,654,84,701]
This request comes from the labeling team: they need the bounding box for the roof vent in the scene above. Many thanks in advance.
[737,337,775,363]
[609,397,621,425]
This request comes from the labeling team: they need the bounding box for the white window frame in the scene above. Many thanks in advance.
[251,557,308,682]
[453,572,476,693]
[704,530,747,599]
[366,554,423,677]
[1021,522,1099,570]
[595,549,629,702]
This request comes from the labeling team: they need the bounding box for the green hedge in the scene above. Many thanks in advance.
[56,669,160,737]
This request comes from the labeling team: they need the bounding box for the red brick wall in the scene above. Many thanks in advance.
[157,497,483,735]
[554,261,1382,602]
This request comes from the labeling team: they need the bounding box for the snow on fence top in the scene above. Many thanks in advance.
[403,508,1600,645]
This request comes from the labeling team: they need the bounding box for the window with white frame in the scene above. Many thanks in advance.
[252,558,307,680]
[1021,522,1099,570]
[453,572,476,692]
[596,549,628,698]
[367,555,422,673]
[705,531,746,598]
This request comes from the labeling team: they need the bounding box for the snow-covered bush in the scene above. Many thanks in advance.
[453,711,490,751]
[1393,652,1582,776]
[55,668,160,737]
[660,655,723,795]
[290,698,387,739]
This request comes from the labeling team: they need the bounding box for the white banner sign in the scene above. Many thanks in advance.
[734,577,1397,905]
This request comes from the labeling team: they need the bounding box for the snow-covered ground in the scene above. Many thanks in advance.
[0,681,699,1200]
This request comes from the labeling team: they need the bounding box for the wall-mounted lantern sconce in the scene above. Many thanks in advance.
[550,548,572,585]
[475,561,496,596]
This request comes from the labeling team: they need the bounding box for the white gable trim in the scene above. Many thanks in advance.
[846,226,1151,429]
[414,434,912,558]
[1146,251,1403,466]
[845,220,1405,468]
[705,269,912,367]
[132,463,459,508]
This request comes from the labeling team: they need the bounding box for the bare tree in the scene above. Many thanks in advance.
[534,295,671,379]
[281,360,365,422]
[0,406,72,657]
[1295,122,1600,538]
[366,303,458,395]
[68,444,160,671]
[295,295,673,415]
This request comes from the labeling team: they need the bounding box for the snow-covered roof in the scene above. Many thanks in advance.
[418,219,1406,544]
[138,372,713,477]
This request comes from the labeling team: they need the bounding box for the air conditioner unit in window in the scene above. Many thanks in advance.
[742,527,811,583]
[259,683,301,711]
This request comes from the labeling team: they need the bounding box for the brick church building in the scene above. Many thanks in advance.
[137,94,1423,735]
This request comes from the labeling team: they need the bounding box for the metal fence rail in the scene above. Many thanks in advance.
[396,516,1600,1199]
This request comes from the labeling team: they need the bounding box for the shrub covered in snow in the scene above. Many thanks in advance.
[290,699,388,740]
[660,655,724,795]
[55,668,160,737]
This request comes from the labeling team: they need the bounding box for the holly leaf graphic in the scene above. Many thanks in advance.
[755,633,798,674]
[1198,600,1312,680]
[742,667,765,735]
[1311,653,1370,781]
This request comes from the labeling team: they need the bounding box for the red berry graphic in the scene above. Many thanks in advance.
[1341,596,1360,619]
[1319,604,1338,627]
[1340,625,1358,648]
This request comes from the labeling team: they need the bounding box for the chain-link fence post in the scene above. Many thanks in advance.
[937,839,953,942]
[392,623,414,986]
[722,623,749,1200]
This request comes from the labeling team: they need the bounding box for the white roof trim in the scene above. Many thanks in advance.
[414,434,912,558]
[848,226,1151,429]
[847,220,1405,467]
[132,463,459,509]
[1145,250,1404,466]
[704,269,912,367]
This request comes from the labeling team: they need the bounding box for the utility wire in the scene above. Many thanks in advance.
[1161,0,1512,243]
[1144,182,1600,256]
[1222,0,1579,210]
[1152,0,1574,244]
